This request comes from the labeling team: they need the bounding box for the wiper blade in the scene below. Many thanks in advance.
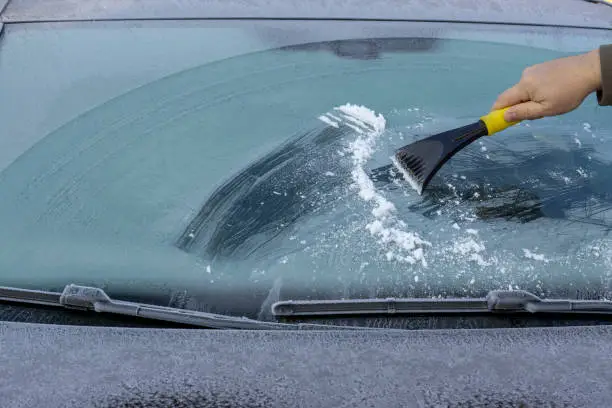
[0,284,366,330]
[5,286,610,327]
[272,290,612,317]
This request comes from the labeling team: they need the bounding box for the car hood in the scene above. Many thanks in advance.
[2,321,612,407]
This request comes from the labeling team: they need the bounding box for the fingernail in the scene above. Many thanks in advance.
[506,110,517,121]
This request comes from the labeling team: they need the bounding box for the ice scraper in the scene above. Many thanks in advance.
[392,107,520,195]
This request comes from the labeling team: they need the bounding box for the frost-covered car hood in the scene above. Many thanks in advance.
[2,321,612,407]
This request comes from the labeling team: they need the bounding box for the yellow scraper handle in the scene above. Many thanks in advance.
[480,107,520,136]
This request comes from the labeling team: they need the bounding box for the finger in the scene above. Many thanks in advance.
[504,101,545,122]
[491,84,529,111]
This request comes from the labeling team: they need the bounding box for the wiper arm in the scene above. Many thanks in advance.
[272,290,612,317]
[0,284,366,330]
[5,285,610,328]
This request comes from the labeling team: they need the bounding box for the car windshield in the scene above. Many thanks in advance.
[1,15,611,318]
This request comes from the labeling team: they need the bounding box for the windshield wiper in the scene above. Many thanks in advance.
[5,285,610,328]
[272,290,612,317]
[0,284,367,330]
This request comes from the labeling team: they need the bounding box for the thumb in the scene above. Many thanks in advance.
[504,101,545,122]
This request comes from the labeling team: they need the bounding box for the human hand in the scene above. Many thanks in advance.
[492,49,602,122]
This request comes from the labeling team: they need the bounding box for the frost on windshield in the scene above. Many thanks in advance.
[179,101,612,300]
[2,37,612,304]
[179,104,430,267]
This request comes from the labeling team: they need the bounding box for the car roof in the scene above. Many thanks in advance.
[1,0,611,29]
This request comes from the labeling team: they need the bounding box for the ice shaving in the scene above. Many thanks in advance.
[319,104,431,267]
